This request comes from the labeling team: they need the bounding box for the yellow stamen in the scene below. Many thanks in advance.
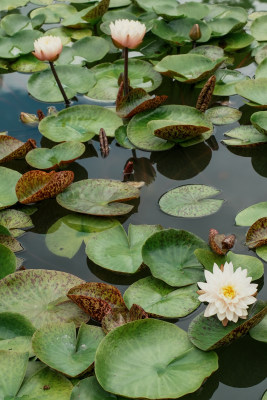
[222,285,236,299]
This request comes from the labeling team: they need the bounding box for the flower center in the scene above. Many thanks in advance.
[222,285,236,299]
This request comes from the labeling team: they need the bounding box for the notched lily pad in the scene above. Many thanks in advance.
[16,170,74,204]
[188,301,267,351]
[0,135,36,163]
[222,126,267,147]
[246,217,267,249]
[205,106,242,125]
[102,304,148,334]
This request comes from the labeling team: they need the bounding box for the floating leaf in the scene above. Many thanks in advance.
[246,217,267,249]
[30,3,76,23]
[101,304,148,334]
[222,31,254,52]
[70,376,124,400]
[251,15,267,41]
[190,45,224,62]
[57,37,109,65]
[188,301,267,351]
[0,13,43,36]
[26,142,85,170]
[0,350,29,398]
[235,79,267,108]
[0,243,17,279]
[11,53,48,73]
[67,282,125,322]
[222,126,267,147]
[159,184,223,218]
[254,44,267,65]
[197,69,249,96]
[16,170,74,204]
[249,315,267,343]
[95,319,218,399]
[251,111,267,134]
[235,202,267,226]
[28,65,96,103]
[0,135,36,163]
[0,269,89,328]
[194,249,264,281]
[0,30,42,59]
[57,179,140,216]
[124,277,200,318]
[0,0,29,11]
[207,16,246,38]
[39,105,122,142]
[85,224,162,274]
[0,208,33,237]
[0,167,21,209]
[0,235,23,252]
[256,245,267,262]
[142,229,208,287]
[115,125,136,149]
[134,0,178,13]
[32,322,104,377]
[205,107,242,125]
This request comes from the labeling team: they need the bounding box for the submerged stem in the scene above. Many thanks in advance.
[49,61,70,107]
[123,47,129,96]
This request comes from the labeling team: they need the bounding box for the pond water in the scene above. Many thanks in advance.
[1,0,267,399]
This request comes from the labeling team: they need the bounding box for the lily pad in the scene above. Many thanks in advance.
[194,249,264,281]
[256,58,267,80]
[0,0,29,11]
[235,202,267,226]
[0,135,36,163]
[0,243,17,279]
[134,0,178,13]
[124,277,200,318]
[0,30,42,59]
[26,142,85,170]
[222,31,254,52]
[46,214,119,259]
[222,126,267,147]
[28,65,96,103]
[235,78,267,108]
[56,179,140,216]
[205,107,242,125]
[251,15,267,41]
[142,229,208,287]
[67,282,125,322]
[70,376,124,400]
[85,224,162,274]
[30,3,76,23]
[256,245,267,262]
[255,44,267,65]
[197,69,249,96]
[251,111,267,134]
[188,301,267,351]
[63,0,110,27]
[246,217,267,249]
[0,269,89,328]
[154,54,225,84]
[115,125,136,149]
[16,170,74,204]
[0,167,21,209]
[101,304,148,334]
[87,59,162,101]
[189,45,224,61]
[0,208,33,238]
[95,319,218,399]
[39,105,122,142]
[32,322,104,377]
[0,14,44,36]
[249,315,267,343]
[0,350,29,398]
[159,184,223,218]
[11,53,48,73]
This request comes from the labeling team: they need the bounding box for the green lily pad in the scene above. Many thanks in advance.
[56,179,140,216]
[207,8,247,37]
[0,135,36,163]
[0,0,29,11]
[32,322,104,377]
[0,14,44,36]
[39,105,122,142]
[188,301,267,351]
[11,53,48,73]
[189,45,224,61]
[154,54,225,83]
[87,59,162,101]
[256,245,267,262]
[85,224,162,274]
[256,58,267,80]
[62,0,110,28]
[0,350,29,398]
[26,142,85,170]
[134,0,178,13]
[222,126,267,147]
[159,184,223,218]
[0,243,17,279]
[142,229,208,287]
[205,107,242,125]
[251,15,267,41]
[0,167,21,209]
[30,3,76,23]
[194,249,264,281]
[71,376,124,400]
[198,69,249,97]
[0,269,89,328]
[124,277,200,318]
[28,65,96,103]
[235,202,267,226]
[0,208,33,238]
[222,31,254,52]
[246,217,267,249]
[254,44,267,65]
[249,315,267,343]
[0,29,42,59]
[46,214,119,259]
[115,125,136,149]
[109,0,131,7]
[235,78,267,108]
[251,111,267,134]
[95,319,218,399]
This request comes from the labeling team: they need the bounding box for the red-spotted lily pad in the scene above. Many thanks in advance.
[56,179,140,216]
[209,228,235,255]
[116,88,167,119]
[32,322,105,377]
[16,170,74,204]
[102,304,148,334]
[246,217,267,249]
[26,142,86,170]
[0,208,33,237]
[67,282,125,322]
[0,135,36,163]
[0,167,21,209]
[188,301,267,351]
[205,106,242,125]
[0,269,89,328]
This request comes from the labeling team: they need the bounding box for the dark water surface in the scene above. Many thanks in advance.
[1,1,267,399]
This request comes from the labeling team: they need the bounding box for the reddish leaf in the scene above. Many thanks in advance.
[246,217,267,249]
[154,124,210,141]
[101,304,148,334]
[209,228,235,255]
[16,170,74,204]
[0,135,36,163]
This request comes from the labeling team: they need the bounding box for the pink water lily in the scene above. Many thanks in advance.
[109,19,146,50]
[33,36,63,62]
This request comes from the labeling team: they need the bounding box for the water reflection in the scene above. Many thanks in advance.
[124,153,157,185]
[226,144,267,178]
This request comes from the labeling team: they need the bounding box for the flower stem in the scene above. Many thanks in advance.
[123,47,129,96]
[49,61,70,107]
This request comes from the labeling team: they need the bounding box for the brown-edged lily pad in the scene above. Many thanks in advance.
[68,282,125,322]
[246,217,267,249]
[16,170,74,204]
[0,136,36,163]
[102,304,148,334]
[116,88,167,119]
[209,228,235,255]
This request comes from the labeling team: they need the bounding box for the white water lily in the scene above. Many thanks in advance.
[109,19,146,49]
[33,36,63,62]
[197,262,257,326]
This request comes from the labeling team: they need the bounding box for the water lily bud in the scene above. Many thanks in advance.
[33,36,63,62]
[189,24,202,41]
[109,19,146,49]
[20,112,39,125]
